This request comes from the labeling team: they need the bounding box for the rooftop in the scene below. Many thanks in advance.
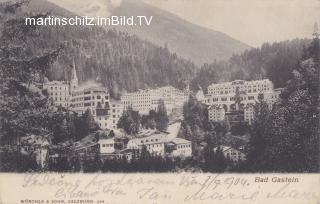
[169,138,191,145]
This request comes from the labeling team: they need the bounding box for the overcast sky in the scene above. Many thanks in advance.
[143,0,320,46]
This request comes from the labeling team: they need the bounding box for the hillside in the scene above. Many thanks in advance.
[191,39,311,91]
[12,0,197,98]
[47,0,251,65]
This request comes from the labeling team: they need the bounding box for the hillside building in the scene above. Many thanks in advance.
[205,79,282,124]
[71,85,110,129]
[106,100,124,130]
[43,60,116,130]
[43,81,70,108]
[121,86,188,114]
[167,138,192,158]
[127,132,192,158]
[215,146,246,162]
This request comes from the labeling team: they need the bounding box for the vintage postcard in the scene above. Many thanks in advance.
[0,0,319,203]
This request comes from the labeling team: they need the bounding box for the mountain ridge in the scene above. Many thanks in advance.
[46,0,251,65]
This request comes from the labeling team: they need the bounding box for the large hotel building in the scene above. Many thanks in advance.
[203,79,282,124]
[43,61,122,130]
[121,86,189,114]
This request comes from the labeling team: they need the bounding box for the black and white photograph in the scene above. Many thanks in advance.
[0,0,319,176]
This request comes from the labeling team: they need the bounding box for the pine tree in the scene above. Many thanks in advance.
[156,99,169,131]
[117,107,141,135]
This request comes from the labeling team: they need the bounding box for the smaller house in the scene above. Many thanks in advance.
[127,133,168,156]
[20,134,51,168]
[99,138,133,161]
[215,145,246,162]
[167,138,192,158]
[99,138,115,154]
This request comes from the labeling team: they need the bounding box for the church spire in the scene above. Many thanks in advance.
[70,58,78,93]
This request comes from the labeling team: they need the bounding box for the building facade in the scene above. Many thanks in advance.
[121,86,188,115]
[208,104,226,122]
[71,85,110,129]
[43,59,79,108]
[215,146,246,162]
[106,100,124,130]
[43,81,70,108]
[43,60,116,130]
[168,138,192,158]
[127,132,192,158]
[127,133,168,156]
[99,138,115,154]
[205,79,282,124]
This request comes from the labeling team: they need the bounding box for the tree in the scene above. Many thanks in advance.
[155,99,169,131]
[230,122,250,136]
[246,95,271,172]
[141,110,157,129]
[82,109,100,133]
[246,36,319,172]
[179,95,208,142]
[117,107,141,135]
[0,1,62,145]
[202,145,228,172]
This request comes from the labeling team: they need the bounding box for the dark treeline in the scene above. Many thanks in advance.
[245,36,319,172]
[0,1,99,171]
[117,99,169,135]
[192,39,311,91]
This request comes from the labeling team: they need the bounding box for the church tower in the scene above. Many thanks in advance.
[70,58,78,94]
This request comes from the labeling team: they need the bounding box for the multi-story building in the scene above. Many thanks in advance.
[121,86,188,115]
[43,81,70,108]
[106,100,124,129]
[208,104,226,122]
[43,59,79,108]
[43,60,124,130]
[127,133,168,156]
[205,79,282,124]
[127,132,192,158]
[71,85,110,129]
[207,79,274,96]
[167,138,192,158]
[205,79,274,109]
